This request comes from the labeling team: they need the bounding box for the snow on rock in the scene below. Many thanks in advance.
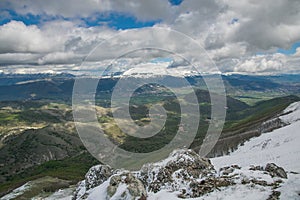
[75,170,147,200]
[0,183,31,200]
[85,165,113,190]
[72,102,300,200]
[72,150,290,200]
[73,165,113,200]
[211,101,300,200]
[138,149,217,198]
[44,188,74,200]
[106,172,146,200]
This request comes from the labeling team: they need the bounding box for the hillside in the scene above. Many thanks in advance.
[0,74,299,198]
[0,94,299,197]
[1,101,300,199]
[63,102,300,199]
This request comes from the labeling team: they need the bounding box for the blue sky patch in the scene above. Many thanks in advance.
[82,12,159,30]
[169,0,184,6]
[277,42,300,55]
[0,9,159,30]
[150,57,172,63]
[230,18,239,25]
[0,9,59,26]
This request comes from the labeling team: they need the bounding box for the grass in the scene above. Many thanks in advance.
[0,112,19,125]
[1,93,299,198]
[223,95,299,134]
[6,176,71,200]
[0,152,99,197]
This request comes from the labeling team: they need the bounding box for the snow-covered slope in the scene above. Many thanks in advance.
[212,120,300,171]
[74,101,300,200]
[3,102,300,200]
[212,101,300,171]
[279,101,300,124]
[210,102,300,199]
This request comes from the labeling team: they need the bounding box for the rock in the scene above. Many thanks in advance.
[241,177,250,185]
[72,149,291,200]
[139,149,216,196]
[85,165,113,190]
[265,163,288,179]
[73,165,113,200]
[251,179,268,186]
[220,165,241,176]
[72,181,87,200]
[267,190,281,200]
[249,165,264,171]
[107,172,147,200]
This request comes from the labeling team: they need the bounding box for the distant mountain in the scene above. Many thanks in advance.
[0,73,75,86]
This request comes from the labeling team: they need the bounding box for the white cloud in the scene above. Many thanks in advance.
[0,21,63,53]
[0,0,174,21]
[0,0,300,74]
[0,53,40,65]
[294,47,300,57]
[233,54,287,74]
[222,0,300,50]
[37,51,82,65]
[0,20,117,66]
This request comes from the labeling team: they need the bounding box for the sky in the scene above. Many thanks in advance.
[0,0,299,75]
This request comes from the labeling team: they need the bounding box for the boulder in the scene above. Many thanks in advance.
[265,163,287,179]
[107,172,147,200]
[73,165,113,200]
[85,165,113,190]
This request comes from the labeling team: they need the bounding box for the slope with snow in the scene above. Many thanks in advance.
[2,102,300,200]
[212,102,300,171]
[79,101,300,200]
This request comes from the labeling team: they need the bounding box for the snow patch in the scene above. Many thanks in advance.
[280,102,300,124]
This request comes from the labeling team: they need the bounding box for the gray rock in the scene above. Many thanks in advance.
[73,165,113,200]
[265,163,287,179]
[139,149,217,198]
[85,165,113,190]
[267,190,281,200]
[107,172,147,200]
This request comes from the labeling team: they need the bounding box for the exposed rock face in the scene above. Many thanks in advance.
[85,165,113,190]
[138,149,218,198]
[265,163,288,179]
[73,165,113,200]
[267,191,281,200]
[107,172,147,200]
[73,149,289,200]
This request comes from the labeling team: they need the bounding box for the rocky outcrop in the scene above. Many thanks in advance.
[265,163,287,179]
[73,165,113,200]
[85,165,113,190]
[138,149,217,198]
[72,149,290,200]
[107,172,147,200]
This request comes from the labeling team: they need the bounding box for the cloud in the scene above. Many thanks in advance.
[0,53,40,65]
[37,52,82,65]
[0,21,63,53]
[0,0,107,18]
[0,0,174,21]
[212,0,300,51]
[233,54,287,74]
[0,0,300,75]
[293,47,300,57]
[0,20,116,66]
